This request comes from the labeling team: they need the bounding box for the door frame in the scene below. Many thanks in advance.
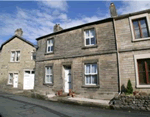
[62,64,73,93]
[13,73,19,88]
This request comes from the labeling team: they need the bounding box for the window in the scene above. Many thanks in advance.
[137,59,150,85]
[47,39,54,53]
[10,51,20,62]
[85,63,97,85]
[132,18,149,39]
[84,29,96,46]
[31,52,36,60]
[129,13,150,41]
[45,66,53,83]
[8,73,13,85]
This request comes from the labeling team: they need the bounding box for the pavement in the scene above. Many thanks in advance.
[0,92,150,117]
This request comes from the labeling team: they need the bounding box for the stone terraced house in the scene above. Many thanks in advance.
[35,3,150,99]
[0,29,36,92]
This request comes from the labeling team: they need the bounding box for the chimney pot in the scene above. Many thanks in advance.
[15,28,23,37]
[53,24,63,32]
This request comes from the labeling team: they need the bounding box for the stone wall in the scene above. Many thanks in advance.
[35,53,118,100]
[110,94,150,111]
[36,21,116,61]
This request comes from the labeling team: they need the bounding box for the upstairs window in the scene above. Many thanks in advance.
[85,63,97,85]
[10,51,20,62]
[45,66,53,84]
[132,18,149,39]
[47,39,54,53]
[84,29,96,46]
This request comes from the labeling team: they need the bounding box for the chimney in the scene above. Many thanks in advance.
[15,28,23,37]
[53,24,63,32]
[109,3,118,17]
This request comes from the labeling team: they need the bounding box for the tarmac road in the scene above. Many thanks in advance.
[0,92,150,117]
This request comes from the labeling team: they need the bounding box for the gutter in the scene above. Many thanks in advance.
[112,18,121,93]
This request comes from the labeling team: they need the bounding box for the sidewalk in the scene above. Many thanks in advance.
[47,94,110,108]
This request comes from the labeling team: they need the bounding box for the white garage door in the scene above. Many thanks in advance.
[23,70,35,90]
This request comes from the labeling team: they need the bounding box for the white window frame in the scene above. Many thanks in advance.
[8,73,13,85]
[10,51,20,62]
[129,13,150,41]
[134,54,150,88]
[84,29,96,46]
[45,66,53,84]
[85,63,98,85]
[47,39,54,53]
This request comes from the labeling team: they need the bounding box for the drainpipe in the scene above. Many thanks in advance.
[112,18,121,94]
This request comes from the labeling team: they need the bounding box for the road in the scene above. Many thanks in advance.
[0,92,150,117]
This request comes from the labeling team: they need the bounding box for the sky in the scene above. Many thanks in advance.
[0,0,150,46]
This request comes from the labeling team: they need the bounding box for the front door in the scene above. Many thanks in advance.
[64,67,71,93]
[13,73,18,88]
[23,70,35,90]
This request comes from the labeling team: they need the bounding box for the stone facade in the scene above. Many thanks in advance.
[115,11,150,93]
[0,36,36,91]
[35,19,119,99]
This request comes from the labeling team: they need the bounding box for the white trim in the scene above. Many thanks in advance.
[129,13,150,41]
[45,66,53,84]
[47,39,54,53]
[10,50,20,62]
[134,54,150,88]
[84,63,98,85]
[84,29,96,46]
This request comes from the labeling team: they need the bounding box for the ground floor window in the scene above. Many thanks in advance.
[8,73,13,85]
[45,66,53,83]
[137,59,150,84]
[85,63,97,85]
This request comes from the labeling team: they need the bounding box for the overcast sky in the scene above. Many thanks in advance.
[0,0,150,45]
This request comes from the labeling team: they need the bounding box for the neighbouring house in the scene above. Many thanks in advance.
[114,7,150,93]
[0,29,36,92]
[35,9,119,99]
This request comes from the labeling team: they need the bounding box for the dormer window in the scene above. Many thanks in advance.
[84,29,96,46]
[47,39,54,53]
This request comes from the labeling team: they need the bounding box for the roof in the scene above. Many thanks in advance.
[36,17,113,40]
[114,9,150,20]
[0,35,36,50]
[36,8,150,41]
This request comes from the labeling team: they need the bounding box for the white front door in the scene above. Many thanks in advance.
[23,70,35,90]
[64,67,71,93]
[13,73,18,88]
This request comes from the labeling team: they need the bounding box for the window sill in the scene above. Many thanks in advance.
[43,83,53,86]
[132,37,150,42]
[82,45,98,49]
[9,61,20,63]
[81,85,100,88]
[45,52,54,55]
[136,85,150,88]
[7,84,13,86]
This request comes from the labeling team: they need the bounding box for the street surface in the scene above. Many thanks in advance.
[0,92,150,117]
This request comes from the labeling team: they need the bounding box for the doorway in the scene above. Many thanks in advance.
[64,66,71,93]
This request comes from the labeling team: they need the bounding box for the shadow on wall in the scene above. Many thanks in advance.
[121,84,126,93]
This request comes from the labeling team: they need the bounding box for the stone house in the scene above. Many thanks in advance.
[35,17,119,99]
[114,8,150,93]
[0,29,36,91]
[35,3,150,99]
